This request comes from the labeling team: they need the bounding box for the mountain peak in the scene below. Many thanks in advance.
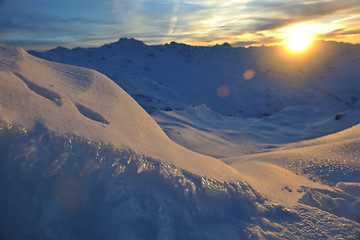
[214,42,232,48]
[114,37,146,47]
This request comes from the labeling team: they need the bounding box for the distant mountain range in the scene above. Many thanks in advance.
[29,38,360,145]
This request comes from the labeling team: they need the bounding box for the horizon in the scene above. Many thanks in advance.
[9,37,360,53]
[1,0,359,51]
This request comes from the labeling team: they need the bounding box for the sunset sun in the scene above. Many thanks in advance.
[284,32,313,53]
[278,23,318,54]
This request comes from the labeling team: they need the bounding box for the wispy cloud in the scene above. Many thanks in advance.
[244,0,360,29]
[0,0,359,50]
[168,0,180,35]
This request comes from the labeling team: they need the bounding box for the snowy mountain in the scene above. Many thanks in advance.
[0,42,359,239]
[30,39,360,148]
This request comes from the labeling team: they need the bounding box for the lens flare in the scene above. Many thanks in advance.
[243,69,255,80]
[217,85,230,98]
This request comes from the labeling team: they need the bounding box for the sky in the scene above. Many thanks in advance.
[0,0,359,50]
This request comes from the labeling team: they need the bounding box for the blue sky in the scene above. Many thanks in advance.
[1,0,359,50]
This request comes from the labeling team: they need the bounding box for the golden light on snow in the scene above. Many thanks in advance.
[243,69,255,80]
[217,85,230,98]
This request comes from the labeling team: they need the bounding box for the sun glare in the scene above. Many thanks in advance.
[278,23,318,54]
[285,32,313,53]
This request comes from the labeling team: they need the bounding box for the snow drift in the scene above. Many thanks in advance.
[0,43,241,181]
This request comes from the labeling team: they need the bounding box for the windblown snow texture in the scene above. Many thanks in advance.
[0,123,358,240]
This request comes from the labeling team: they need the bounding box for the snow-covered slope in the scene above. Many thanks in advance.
[1,43,359,239]
[0,43,241,181]
[223,123,360,222]
[224,123,360,185]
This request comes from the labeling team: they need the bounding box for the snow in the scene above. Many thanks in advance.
[336,182,360,197]
[0,123,359,239]
[0,43,242,182]
[29,38,360,154]
[0,40,359,239]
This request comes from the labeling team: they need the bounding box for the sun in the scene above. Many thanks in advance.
[284,31,313,53]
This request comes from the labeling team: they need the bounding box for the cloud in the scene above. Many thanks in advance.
[245,0,360,31]
[232,40,258,47]
[1,0,359,50]
[110,0,360,46]
[321,27,360,38]
[247,0,359,14]
[168,0,180,34]
[285,0,359,18]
